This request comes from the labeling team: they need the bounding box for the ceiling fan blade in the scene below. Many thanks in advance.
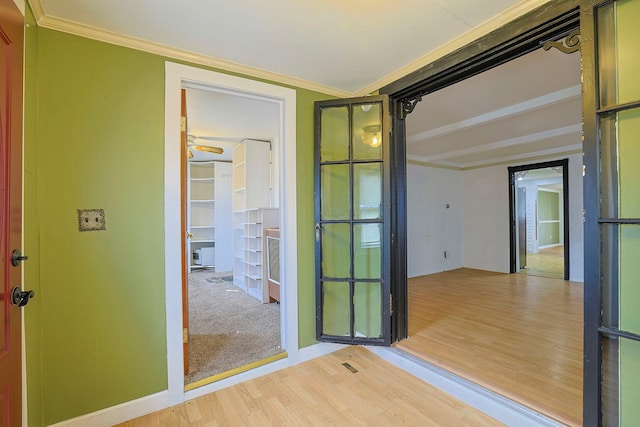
[192,135,221,141]
[193,145,223,155]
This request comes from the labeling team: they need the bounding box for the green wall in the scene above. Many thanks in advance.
[23,24,327,426]
[537,190,560,246]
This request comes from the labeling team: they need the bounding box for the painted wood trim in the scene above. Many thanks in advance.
[381,0,580,97]
[29,0,555,98]
[164,62,299,407]
[359,0,559,96]
[30,10,350,98]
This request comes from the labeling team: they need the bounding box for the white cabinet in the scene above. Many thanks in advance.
[187,161,232,271]
[231,139,278,302]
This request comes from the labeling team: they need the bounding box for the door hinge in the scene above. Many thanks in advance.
[390,294,393,315]
[180,116,186,132]
[183,328,188,343]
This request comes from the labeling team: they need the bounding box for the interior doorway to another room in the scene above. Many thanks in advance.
[401,41,583,425]
[509,160,569,280]
[181,84,284,388]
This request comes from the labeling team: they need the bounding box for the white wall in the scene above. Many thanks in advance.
[566,153,584,282]
[407,164,463,277]
[462,165,512,273]
[407,154,584,282]
[462,153,584,281]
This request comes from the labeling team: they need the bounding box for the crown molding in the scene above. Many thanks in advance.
[354,0,555,96]
[28,2,351,98]
[30,0,553,98]
[12,0,25,15]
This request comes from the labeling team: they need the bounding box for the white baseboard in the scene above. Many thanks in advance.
[184,342,345,401]
[47,391,170,427]
[46,342,344,426]
[297,341,346,363]
[366,346,564,427]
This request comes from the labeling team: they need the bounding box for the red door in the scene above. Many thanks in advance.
[0,0,25,425]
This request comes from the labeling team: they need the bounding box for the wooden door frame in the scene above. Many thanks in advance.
[1,0,25,425]
[508,159,570,280]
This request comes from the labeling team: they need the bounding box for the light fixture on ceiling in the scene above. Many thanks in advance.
[361,124,382,148]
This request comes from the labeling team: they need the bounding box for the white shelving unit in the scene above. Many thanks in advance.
[188,161,232,271]
[243,208,278,302]
[231,139,278,302]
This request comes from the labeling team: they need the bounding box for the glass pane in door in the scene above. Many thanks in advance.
[322,281,350,336]
[353,223,381,279]
[619,224,640,335]
[620,338,640,425]
[354,282,382,338]
[321,164,350,220]
[321,223,350,279]
[616,0,640,105]
[320,106,349,162]
[354,163,382,220]
[618,109,640,217]
[353,103,382,160]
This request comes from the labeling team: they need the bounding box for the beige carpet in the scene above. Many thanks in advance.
[185,270,282,385]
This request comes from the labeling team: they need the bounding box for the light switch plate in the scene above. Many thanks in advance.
[78,209,106,231]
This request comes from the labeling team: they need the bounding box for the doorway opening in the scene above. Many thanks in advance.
[396,30,583,427]
[164,62,298,403]
[182,87,284,388]
[509,159,570,280]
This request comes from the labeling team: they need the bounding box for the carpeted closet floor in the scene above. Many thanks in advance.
[185,270,282,385]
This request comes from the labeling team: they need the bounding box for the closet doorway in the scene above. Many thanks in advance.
[182,87,284,388]
[164,62,298,400]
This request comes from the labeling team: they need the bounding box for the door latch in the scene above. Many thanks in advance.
[315,223,322,241]
[11,287,35,307]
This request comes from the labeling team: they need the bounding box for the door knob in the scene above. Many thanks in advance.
[11,249,28,266]
[11,287,35,307]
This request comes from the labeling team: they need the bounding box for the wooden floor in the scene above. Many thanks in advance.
[118,346,504,426]
[521,245,565,279]
[396,268,583,426]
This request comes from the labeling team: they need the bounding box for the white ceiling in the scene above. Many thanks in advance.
[407,46,582,168]
[185,88,279,162]
[32,0,581,168]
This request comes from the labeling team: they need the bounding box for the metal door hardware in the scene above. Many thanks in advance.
[11,287,35,307]
[11,249,28,266]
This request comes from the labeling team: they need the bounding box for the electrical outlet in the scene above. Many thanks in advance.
[78,209,106,231]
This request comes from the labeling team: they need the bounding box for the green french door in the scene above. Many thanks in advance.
[583,0,640,425]
[314,95,392,345]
